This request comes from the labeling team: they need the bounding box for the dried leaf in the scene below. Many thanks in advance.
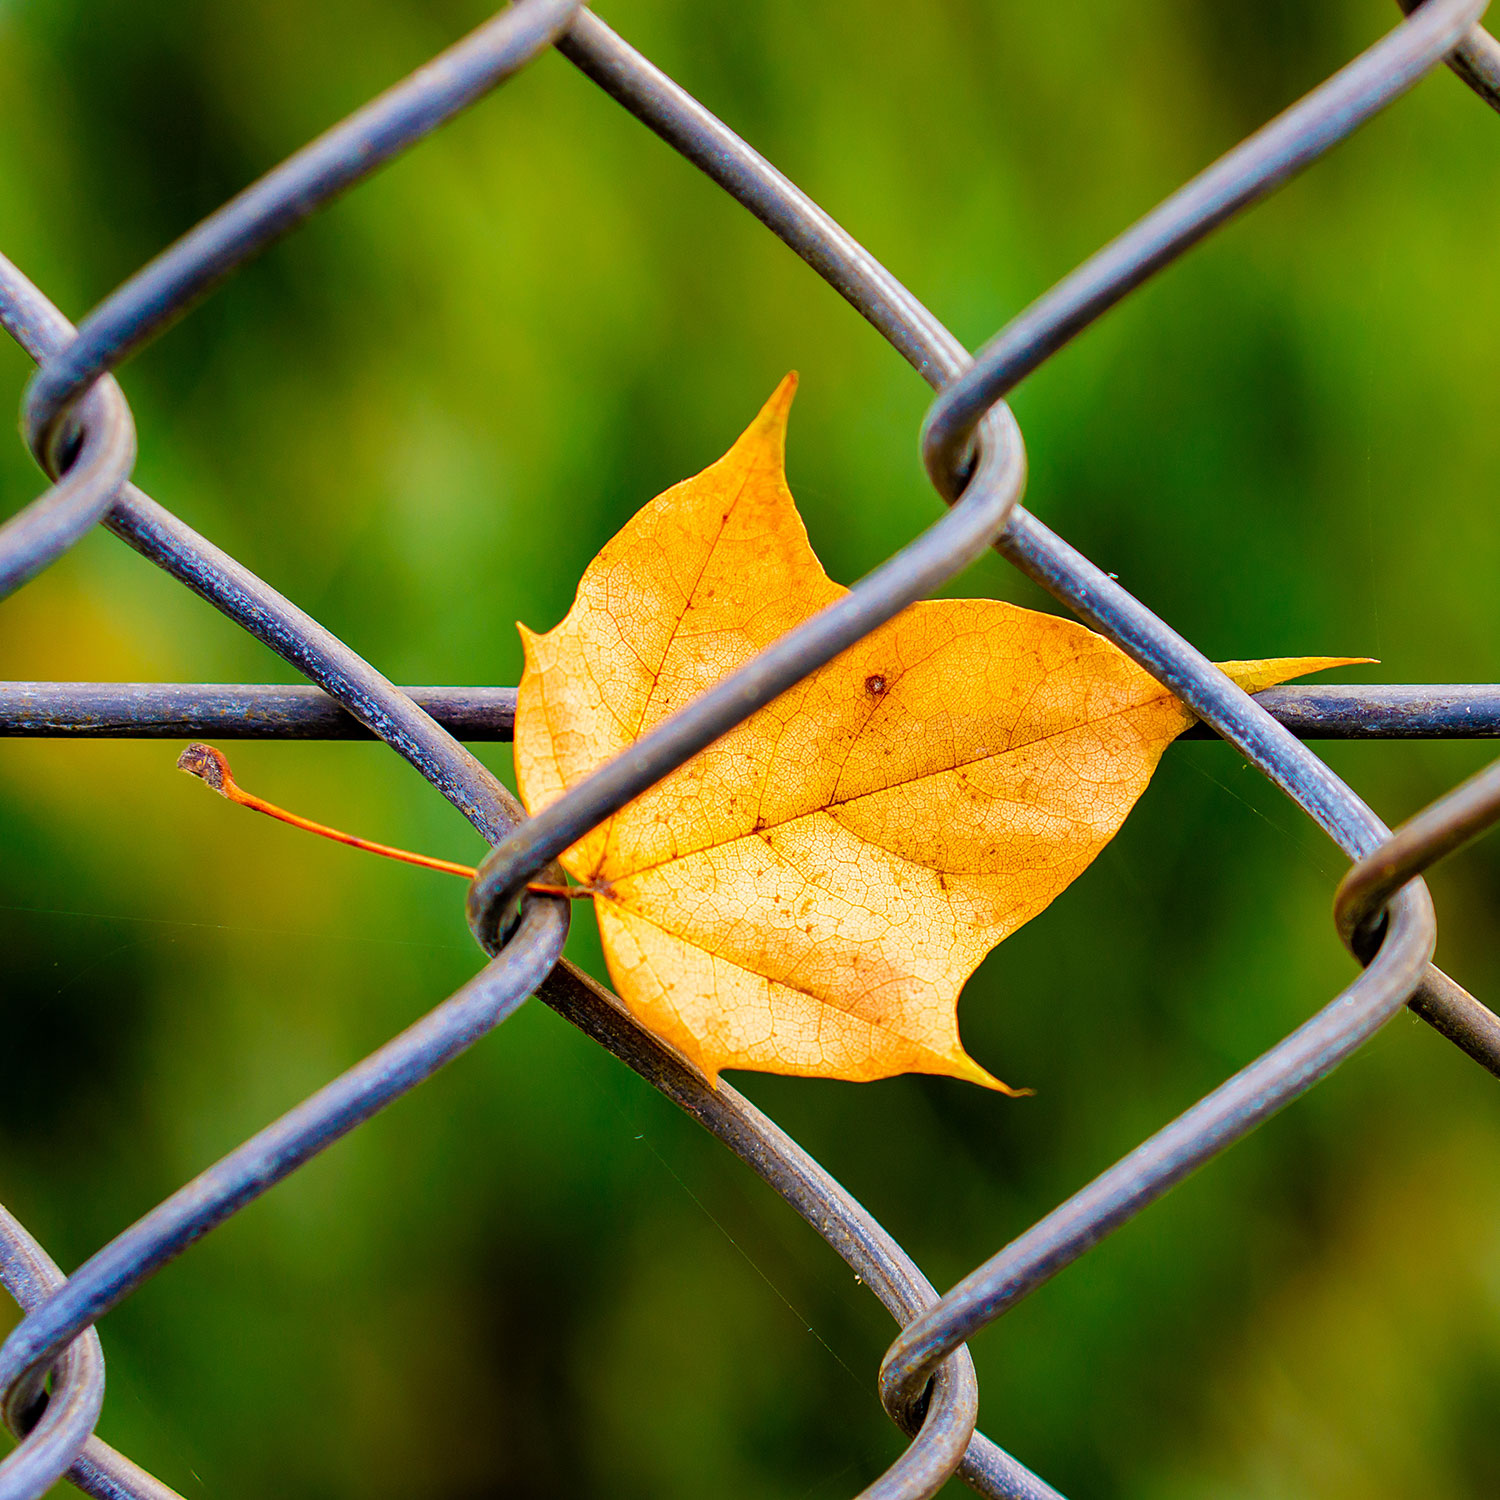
[515,376,1361,1090]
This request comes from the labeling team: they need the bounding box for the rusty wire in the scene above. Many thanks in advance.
[3,3,1500,1497]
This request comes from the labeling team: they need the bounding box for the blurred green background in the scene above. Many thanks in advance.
[2,1,1499,1495]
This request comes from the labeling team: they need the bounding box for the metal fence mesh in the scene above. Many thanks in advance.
[3,3,1500,1497]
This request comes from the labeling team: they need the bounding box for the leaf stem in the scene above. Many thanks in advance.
[174,742,591,900]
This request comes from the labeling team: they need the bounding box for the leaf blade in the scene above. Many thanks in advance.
[515,380,1364,1089]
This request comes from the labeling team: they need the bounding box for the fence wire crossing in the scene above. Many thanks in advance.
[3,3,1500,1496]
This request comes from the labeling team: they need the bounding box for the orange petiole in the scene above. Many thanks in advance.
[175,742,593,898]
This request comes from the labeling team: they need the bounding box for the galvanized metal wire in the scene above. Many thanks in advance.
[3,3,1500,1496]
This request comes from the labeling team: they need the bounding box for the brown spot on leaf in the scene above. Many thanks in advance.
[865,674,888,698]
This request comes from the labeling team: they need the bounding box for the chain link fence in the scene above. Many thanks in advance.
[3,3,1500,1496]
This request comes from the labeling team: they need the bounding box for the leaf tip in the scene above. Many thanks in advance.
[516,620,543,665]
[751,371,799,442]
[978,1075,1035,1099]
[944,1048,1031,1097]
[716,373,801,482]
[1218,654,1379,697]
[1320,656,1378,677]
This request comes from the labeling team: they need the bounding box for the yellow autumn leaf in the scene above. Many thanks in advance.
[515,375,1362,1091]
